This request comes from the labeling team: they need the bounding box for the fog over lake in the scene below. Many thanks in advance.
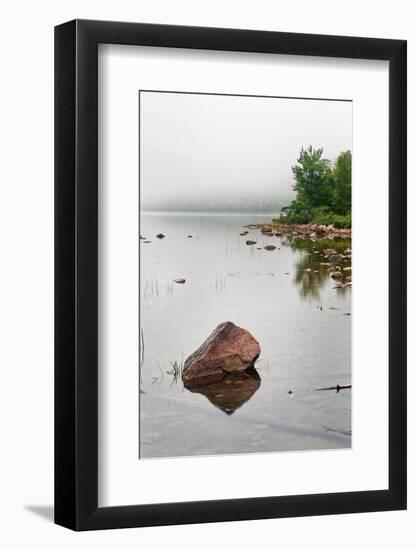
[140,92,352,213]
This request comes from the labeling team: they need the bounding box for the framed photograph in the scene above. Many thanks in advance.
[55,20,406,530]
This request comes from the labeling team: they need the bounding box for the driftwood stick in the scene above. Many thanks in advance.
[314,384,352,393]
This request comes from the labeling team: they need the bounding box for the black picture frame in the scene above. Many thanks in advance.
[55,19,407,531]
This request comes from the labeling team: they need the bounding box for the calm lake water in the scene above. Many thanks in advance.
[140,213,351,459]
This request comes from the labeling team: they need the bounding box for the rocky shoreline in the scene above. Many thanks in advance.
[240,219,352,289]
[243,221,351,240]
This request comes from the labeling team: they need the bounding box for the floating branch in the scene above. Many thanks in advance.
[314,384,352,393]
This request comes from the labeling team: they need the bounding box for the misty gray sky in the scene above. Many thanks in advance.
[140,91,352,213]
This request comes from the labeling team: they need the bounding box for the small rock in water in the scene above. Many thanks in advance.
[240,231,249,236]
[156,233,165,239]
[187,235,193,238]
[264,245,276,251]
[173,278,186,284]
[144,240,151,243]
[328,254,343,263]
[246,240,257,245]
[140,235,146,240]
[182,321,260,387]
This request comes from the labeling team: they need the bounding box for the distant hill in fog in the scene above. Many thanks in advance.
[141,191,294,214]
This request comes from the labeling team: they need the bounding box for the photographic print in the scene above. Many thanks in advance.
[139,91,352,459]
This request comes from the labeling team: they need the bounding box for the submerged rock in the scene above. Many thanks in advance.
[156,233,165,239]
[246,240,257,245]
[173,278,186,284]
[182,321,260,387]
[264,245,276,251]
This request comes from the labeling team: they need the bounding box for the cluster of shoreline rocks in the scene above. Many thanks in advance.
[243,222,351,240]
[319,247,352,287]
[241,221,352,288]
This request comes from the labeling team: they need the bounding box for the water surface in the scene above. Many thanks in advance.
[140,213,351,458]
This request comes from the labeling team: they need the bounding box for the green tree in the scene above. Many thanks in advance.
[332,150,351,215]
[279,146,352,227]
[291,146,333,209]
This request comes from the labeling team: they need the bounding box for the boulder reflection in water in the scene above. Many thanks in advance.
[185,367,261,415]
